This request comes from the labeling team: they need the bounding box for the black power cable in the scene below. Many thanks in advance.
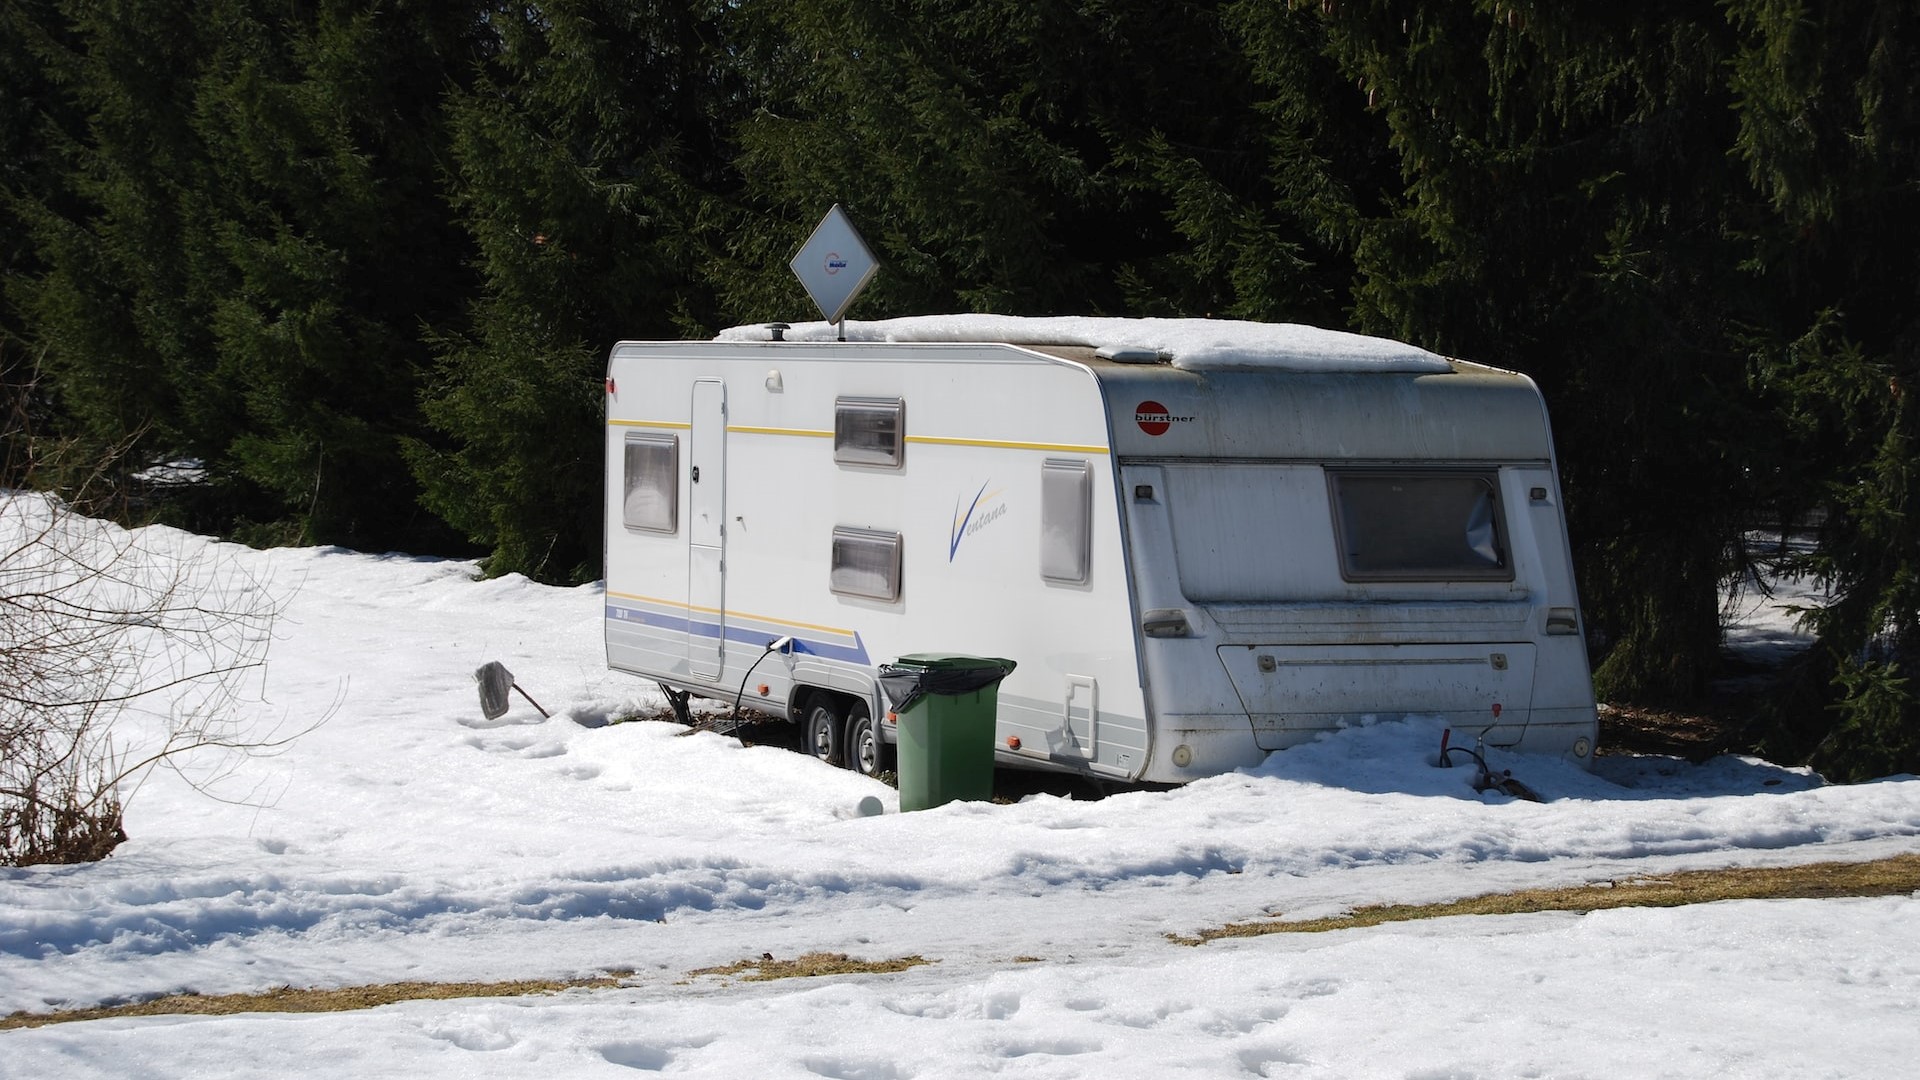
[728,636,792,729]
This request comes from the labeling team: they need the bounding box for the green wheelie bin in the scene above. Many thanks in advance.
[878,654,1017,811]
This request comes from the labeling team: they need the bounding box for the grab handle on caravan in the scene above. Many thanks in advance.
[1141,609,1192,638]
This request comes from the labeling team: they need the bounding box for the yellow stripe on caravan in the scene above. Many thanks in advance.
[906,434,1110,454]
[727,425,832,438]
[605,591,858,637]
[610,419,1106,453]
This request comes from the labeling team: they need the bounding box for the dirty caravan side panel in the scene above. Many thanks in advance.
[1099,361,1598,783]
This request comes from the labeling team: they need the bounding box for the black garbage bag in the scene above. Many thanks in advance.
[877,656,1017,717]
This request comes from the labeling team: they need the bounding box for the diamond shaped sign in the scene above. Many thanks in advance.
[790,204,879,325]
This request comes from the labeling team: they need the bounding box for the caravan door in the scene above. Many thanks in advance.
[688,379,727,679]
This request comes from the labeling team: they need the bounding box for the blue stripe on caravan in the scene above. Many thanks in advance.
[605,603,870,666]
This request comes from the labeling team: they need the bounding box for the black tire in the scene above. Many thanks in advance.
[804,699,844,765]
[845,704,893,777]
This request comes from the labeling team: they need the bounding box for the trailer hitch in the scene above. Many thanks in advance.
[1437,727,1542,803]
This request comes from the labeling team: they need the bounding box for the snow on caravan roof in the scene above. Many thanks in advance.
[715,314,1452,374]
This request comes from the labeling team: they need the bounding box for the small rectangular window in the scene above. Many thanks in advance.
[622,432,679,533]
[835,396,905,467]
[1328,470,1511,581]
[831,527,902,600]
[1041,459,1092,584]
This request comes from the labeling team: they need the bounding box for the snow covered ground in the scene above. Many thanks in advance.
[3,500,1918,1078]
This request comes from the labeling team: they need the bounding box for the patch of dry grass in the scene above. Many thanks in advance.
[4,951,938,1029]
[686,951,932,982]
[15,857,1913,1028]
[0,973,631,1031]
[1171,854,1920,945]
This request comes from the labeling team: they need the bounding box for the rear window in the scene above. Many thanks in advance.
[1328,470,1510,581]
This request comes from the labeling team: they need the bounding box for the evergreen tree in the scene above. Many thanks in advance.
[712,0,1111,318]
[1729,0,1920,778]
[713,0,1341,323]
[16,1,484,549]
[1,0,65,468]
[415,0,743,582]
[10,0,217,488]
[187,0,484,549]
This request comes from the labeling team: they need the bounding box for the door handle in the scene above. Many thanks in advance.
[691,465,701,483]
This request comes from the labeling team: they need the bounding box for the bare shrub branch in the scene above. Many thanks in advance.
[4,360,317,865]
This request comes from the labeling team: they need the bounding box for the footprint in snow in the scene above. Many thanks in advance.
[803,1055,915,1080]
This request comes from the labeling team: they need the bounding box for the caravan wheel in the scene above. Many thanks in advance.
[846,705,893,778]
[804,700,844,766]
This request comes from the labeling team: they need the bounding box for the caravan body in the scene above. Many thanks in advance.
[603,317,1598,784]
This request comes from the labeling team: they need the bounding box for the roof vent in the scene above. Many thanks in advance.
[1095,345,1167,365]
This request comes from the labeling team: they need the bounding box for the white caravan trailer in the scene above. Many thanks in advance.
[603,315,1598,784]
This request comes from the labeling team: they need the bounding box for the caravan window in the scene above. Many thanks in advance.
[622,432,679,533]
[1040,459,1092,584]
[1328,470,1511,581]
[831,527,903,600]
[835,397,905,467]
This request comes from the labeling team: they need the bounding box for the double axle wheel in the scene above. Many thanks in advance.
[804,697,891,778]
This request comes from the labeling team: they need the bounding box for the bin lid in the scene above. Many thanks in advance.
[890,653,1018,672]
[878,655,1017,714]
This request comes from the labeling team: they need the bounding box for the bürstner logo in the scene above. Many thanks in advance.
[1135,400,1193,436]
